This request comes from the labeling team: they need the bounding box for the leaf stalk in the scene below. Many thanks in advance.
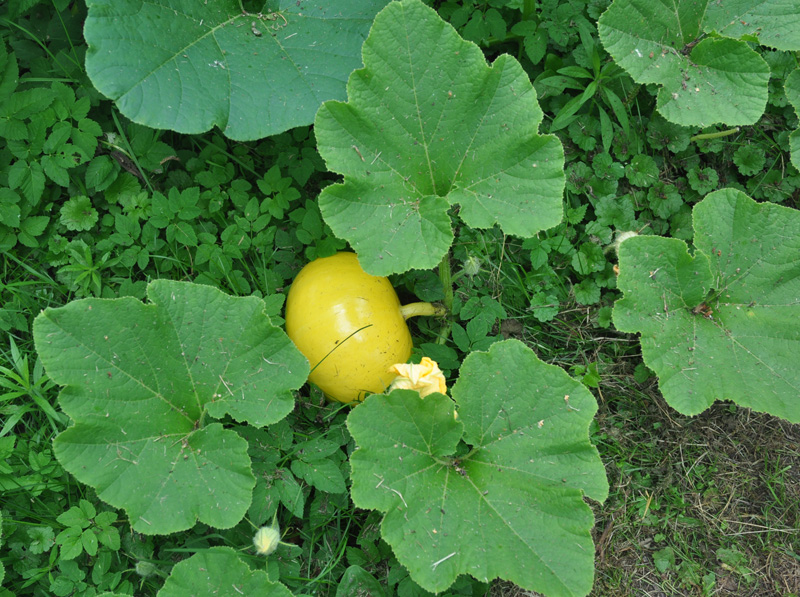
[435,254,454,345]
[690,128,740,142]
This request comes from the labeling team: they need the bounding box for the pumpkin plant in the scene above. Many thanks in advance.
[32,280,309,535]
[314,0,565,277]
[787,68,800,170]
[347,340,609,595]
[9,0,800,594]
[598,0,800,128]
[27,2,610,596]
[613,189,800,421]
[285,251,445,403]
[82,0,390,140]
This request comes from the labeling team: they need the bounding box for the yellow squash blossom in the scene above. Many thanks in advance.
[387,357,447,397]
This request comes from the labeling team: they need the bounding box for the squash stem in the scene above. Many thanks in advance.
[439,253,454,312]
[522,0,538,19]
[435,253,454,345]
[400,302,447,320]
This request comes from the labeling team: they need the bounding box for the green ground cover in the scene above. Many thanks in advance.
[1,1,799,595]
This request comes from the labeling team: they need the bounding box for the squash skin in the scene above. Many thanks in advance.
[285,252,413,403]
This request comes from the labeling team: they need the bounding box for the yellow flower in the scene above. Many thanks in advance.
[388,357,447,397]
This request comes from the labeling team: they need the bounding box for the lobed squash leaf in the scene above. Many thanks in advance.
[613,189,800,421]
[83,0,389,140]
[347,339,608,596]
[33,280,309,534]
[704,0,800,51]
[158,547,292,596]
[785,69,800,171]
[597,0,792,127]
[315,0,565,276]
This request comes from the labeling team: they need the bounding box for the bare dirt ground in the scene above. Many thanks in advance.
[492,381,800,597]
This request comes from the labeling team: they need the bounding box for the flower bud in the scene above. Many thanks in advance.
[462,255,482,277]
[606,230,639,255]
[253,522,280,556]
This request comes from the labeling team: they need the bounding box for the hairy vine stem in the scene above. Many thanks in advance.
[690,127,740,142]
[436,253,454,345]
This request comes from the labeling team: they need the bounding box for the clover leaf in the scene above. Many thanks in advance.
[84,0,389,140]
[33,280,309,534]
[613,189,800,421]
[599,0,774,127]
[315,0,565,275]
[158,547,292,596]
[347,339,608,596]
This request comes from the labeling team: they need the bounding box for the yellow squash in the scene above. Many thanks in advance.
[285,252,443,403]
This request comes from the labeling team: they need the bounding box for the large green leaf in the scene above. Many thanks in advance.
[84,0,388,140]
[786,69,800,170]
[598,0,773,127]
[613,189,800,421]
[315,0,565,276]
[158,547,292,596]
[347,340,608,596]
[33,280,309,534]
[704,0,800,51]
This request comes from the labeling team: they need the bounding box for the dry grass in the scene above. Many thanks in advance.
[591,387,800,596]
